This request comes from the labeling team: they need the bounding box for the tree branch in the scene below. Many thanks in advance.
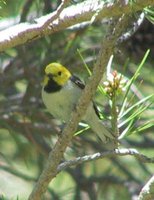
[118,12,145,43]
[58,148,154,172]
[28,14,132,200]
[0,0,154,52]
[138,175,154,200]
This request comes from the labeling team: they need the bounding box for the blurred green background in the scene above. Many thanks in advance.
[0,0,154,199]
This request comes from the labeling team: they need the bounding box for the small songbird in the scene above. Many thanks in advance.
[42,62,115,144]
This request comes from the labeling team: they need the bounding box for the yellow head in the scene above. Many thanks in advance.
[43,62,71,86]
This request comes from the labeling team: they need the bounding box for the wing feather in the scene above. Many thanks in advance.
[70,75,100,119]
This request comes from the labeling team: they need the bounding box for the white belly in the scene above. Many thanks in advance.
[42,81,81,122]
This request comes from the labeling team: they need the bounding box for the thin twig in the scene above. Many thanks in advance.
[20,0,34,22]
[118,13,145,43]
[41,0,70,28]
[58,148,154,172]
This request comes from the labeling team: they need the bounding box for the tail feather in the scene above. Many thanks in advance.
[88,119,114,142]
[87,118,118,150]
[84,103,114,143]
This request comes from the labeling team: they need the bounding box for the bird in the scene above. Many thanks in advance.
[41,62,115,144]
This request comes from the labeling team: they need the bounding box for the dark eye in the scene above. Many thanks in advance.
[58,71,62,76]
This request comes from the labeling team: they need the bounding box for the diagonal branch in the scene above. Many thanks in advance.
[0,0,154,52]
[138,175,154,200]
[28,14,132,200]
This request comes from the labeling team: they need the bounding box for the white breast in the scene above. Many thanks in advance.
[42,80,81,122]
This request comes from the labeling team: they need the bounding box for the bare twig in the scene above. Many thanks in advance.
[20,0,34,22]
[118,13,145,43]
[41,0,70,28]
[28,14,132,200]
[0,0,154,52]
[58,148,154,172]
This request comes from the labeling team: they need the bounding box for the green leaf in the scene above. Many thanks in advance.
[118,102,152,128]
[144,6,154,24]
[77,49,92,76]
[74,125,90,136]
[119,49,150,116]
[132,121,154,134]
[119,94,154,119]
[118,119,134,139]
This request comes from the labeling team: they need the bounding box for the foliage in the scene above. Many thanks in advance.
[144,6,154,23]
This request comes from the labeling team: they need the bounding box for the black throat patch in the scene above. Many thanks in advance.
[44,78,62,93]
